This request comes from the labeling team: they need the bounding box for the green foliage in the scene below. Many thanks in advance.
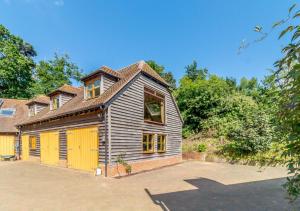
[271,5,300,201]
[176,74,231,133]
[0,24,36,98]
[185,60,208,81]
[32,53,83,95]
[197,144,207,152]
[116,153,132,175]
[146,60,176,89]
[221,142,287,166]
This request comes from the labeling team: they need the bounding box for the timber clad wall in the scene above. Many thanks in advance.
[19,72,182,173]
[36,104,47,113]
[109,74,182,164]
[60,93,73,106]
[103,75,116,92]
[21,111,103,162]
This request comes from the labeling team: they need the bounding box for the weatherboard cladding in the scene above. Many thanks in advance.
[103,75,116,92]
[21,111,105,162]
[109,74,182,163]
[18,61,182,168]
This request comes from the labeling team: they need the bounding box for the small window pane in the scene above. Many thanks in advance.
[142,134,154,153]
[87,84,93,90]
[94,87,100,97]
[94,79,100,87]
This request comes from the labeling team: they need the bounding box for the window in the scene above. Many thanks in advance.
[86,79,101,99]
[29,136,36,150]
[0,108,15,117]
[144,87,165,124]
[52,96,60,110]
[157,135,166,152]
[142,134,154,153]
[29,105,35,116]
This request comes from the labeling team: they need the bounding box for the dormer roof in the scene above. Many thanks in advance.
[47,84,79,97]
[26,95,50,106]
[81,66,122,82]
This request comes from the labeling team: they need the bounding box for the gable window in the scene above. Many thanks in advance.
[144,87,165,124]
[0,108,15,117]
[86,79,101,99]
[29,136,36,150]
[29,105,35,116]
[142,134,154,153]
[157,135,166,152]
[52,96,60,110]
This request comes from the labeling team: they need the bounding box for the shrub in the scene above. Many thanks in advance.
[116,153,132,175]
[197,144,207,152]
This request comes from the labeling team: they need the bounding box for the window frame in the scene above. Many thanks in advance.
[29,136,37,150]
[142,133,155,153]
[85,78,101,99]
[0,108,16,117]
[144,87,165,125]
[157,134,167,153]
[52,96,60,110]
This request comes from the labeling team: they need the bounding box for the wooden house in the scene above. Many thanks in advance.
[17,61,183,176]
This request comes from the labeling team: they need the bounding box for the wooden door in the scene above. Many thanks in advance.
[0,135,15,156]
[67,126,98,171]
[40,131,59,165]
[21,135,29,160]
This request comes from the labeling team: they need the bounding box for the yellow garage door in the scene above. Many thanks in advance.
[40,131,59,166]
[21,135,29,160]
[0,135,15,156]
[67,126,98,171]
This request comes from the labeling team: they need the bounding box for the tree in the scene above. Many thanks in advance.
[185,60,208,81]
[32,54,83,95]
[0,24,36,98]
[271,6,300,201]
[146,60,176,89]
[175,74,231,136]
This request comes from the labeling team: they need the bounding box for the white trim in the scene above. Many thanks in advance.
[100,75,104,94]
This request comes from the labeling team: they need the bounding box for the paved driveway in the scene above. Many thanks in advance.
[0,161,299,211]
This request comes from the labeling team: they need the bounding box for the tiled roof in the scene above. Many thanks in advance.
[47,84,79,96]
[18,60,169,126]
[0,99,29,133]
[81,66,122,81]
[26,95,50,105]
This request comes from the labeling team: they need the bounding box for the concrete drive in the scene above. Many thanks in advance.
[0,161,299,211]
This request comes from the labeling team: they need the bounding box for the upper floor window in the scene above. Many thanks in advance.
[0,108,15,117]
[86,79,101,99]
[52,96,60,110]
[29,105,35,116]
[144,87,165,124]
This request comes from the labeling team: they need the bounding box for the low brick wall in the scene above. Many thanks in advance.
[100,155,182,177]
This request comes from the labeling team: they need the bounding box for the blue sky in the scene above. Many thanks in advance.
[0,0,296,84]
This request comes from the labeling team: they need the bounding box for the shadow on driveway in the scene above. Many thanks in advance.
[146,177,300,211]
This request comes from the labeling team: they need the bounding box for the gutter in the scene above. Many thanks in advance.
[17,126,21,160]
[100,104,109,177]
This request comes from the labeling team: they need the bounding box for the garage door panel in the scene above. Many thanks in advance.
[0,135,15,156]
[67,127,98,171]
[40,131,59,166]
[21,135,29,160]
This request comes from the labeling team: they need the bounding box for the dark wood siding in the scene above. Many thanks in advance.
[21,111,103,162]
[103,75,116,92]
[109,74,182,163]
